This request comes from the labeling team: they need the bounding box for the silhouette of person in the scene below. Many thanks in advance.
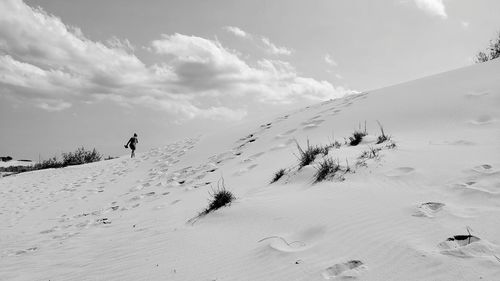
[125,133,139,158]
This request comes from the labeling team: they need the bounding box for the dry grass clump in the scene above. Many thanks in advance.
[359,146,381,160]
[270,168,286,183]
[62,147,102,166]
[349,131,367,146]
[314,158,342,183]
[296,140,330,169]
[376,121,391,144]
[200,178,235,216]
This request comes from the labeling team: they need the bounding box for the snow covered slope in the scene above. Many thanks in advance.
[1,59,500,281]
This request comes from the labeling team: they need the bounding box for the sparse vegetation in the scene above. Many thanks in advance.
[271,168,286,183]
[34,156,65,169]
[359,146,381,160]
[62,147,101,166]
[0,147,102,176]
[349,131,367,146]
[314,157,342,183]
[199,177,235,217]
[330,140,342,149]
[295,140,330,169]
[375,121,390,144]
[385,142,397,149]
[475,31,500,63]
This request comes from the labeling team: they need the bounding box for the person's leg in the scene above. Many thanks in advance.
[131,149,135,158]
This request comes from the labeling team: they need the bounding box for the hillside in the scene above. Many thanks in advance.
[1,59,500,281]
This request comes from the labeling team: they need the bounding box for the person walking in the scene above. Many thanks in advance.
[125,133,139,158]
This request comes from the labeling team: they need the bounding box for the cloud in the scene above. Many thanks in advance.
[324,54,338,66]
[261,37,293,56]
[0,0,351,121]
[413,0,447,19]
[223,26,249,38]
[150,34,348,104]
[461,21,470,28]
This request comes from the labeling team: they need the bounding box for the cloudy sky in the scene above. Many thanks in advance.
[1,0,499,160]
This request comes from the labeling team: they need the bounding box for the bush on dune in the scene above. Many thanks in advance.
[200,178,235,216]
[1,147,102,176]
[296,140,330,169]
[475,31,500,63]
[62,147,101,166]
[314,157,342,183]
[375,121,391,144]
[34,156,65,169]
[348,131,367,146]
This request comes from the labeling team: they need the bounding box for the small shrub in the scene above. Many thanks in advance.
[271,168,286,183]
[375,121,390,144]
[34,157,64,169]
[200,178,235,216]
[331,140,342,149]
[62,147,102,166]
[314,158,341,183]
[359,146,381,159]
[385,142,397,149]
[349,131,367,146]
[475,31,500,63]
[296,140,330,169]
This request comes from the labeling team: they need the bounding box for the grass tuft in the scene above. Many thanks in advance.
[349,131,367,146]
[375,121,391,144]
[314,157,342,183]
[200,177,235,216]
[296,140,330,169]
[359,146,381,159]
[271,168,286,183]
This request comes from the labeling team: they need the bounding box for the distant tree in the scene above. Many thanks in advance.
[475,32,500,63]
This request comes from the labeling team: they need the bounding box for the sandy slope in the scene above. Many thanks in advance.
[1,60,500,281]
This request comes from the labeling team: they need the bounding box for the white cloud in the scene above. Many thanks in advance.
[461,21,470,28]
[223,26,249,38]
[106,36,135,52]
[413,0,447,19]
[0,0,351,121]
[150,34,349,104]
[324,54,338,66]
[261,37,293,56]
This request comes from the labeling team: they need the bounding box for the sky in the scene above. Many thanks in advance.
[1,0,500,160]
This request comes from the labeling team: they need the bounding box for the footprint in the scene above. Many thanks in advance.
[472,164,494,174]
[437,234,498,258]
[95,218,112,225]
[321,260,365,280]
[40,227,59,234]
[270,143,288,151]
[470,115,495,125]
[453,165,500,195]
[465,91,489,98]
[414,202,445,217]
[14,247,39,256]
[386,167,415,177]
[301,119,325,126]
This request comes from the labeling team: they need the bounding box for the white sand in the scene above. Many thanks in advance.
[1,60,500,280]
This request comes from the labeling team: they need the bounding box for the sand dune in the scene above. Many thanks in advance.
[1,59,500,280]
